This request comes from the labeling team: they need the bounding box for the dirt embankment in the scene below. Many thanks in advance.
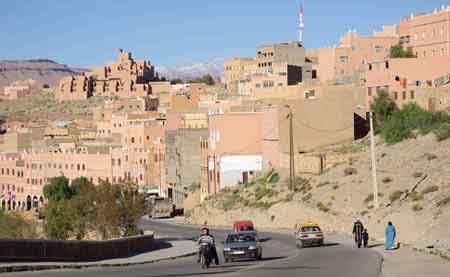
[187,134,450,258]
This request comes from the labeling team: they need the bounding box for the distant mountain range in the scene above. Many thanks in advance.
[156,59,224,80]
[0,58,224,91]
[0,59,86,90]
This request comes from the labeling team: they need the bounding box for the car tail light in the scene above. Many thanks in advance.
[316,234,323,237]
[301,234,309,238]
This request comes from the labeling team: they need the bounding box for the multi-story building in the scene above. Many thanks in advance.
[365,57,450,111]
[1,79,40,100]
[309,28,398,83]
[223,58,257,93]
[398,5,450,58]
[57,49,164,102]
[165,128,208,208]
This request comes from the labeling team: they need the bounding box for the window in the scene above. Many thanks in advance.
[339,56,349,64]
[368,64,372,71]
[410,91,415,99]
[368,88,372,97]
[385,61,389,69]
[82,164,86,171]
[394,92,398,100]
[131,137,135,143]
[402,91,406,100]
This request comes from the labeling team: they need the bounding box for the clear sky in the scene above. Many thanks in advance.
[0,0,447,67]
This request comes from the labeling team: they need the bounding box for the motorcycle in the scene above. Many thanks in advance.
[199,243,213,269]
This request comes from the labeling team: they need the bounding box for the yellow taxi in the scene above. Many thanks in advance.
[295,221,324,248]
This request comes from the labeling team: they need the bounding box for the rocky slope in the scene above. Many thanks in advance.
[186,134,450,258]
[0,59,85,90]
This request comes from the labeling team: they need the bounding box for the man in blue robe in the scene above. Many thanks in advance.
[385,221,396,250]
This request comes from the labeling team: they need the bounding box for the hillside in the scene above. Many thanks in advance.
[0,59,85,90]
[156,59,223,80]
[186,134,450,259]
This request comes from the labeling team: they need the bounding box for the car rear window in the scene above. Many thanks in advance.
[226,234,257,243]
[301,226,321,232]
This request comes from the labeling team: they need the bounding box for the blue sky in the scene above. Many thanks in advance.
[0,0,446,67]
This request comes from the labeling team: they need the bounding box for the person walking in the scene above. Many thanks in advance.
[362,228,369,248]
[352,218,364,248]
[385,221,397,250]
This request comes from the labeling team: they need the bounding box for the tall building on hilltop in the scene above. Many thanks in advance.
[56,49,165,102]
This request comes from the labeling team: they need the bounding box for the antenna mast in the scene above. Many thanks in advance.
[298,3,304,43]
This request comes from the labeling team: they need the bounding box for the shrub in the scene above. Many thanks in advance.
[184,210,192,218]
[389,190,404,202]
[436,196,450,208]
[409,191,424,202]
[424,153,438,161]
[317,181,330,188]
[412,204,423,212]
[222,193,243,211]
[379,104,450,144]
[390,44,416,58]
[364,194,374,204]
[412,172,424,178]
[317,202,330,213]
[360,210,369,216]
[255,186,273,201]
[422,185,439,194]
[382,177,393,184]
[434,123,450,141]
[302,193,312,202]
[0,211,37,239]
[332,185,339,190]
[371,91,399,131]
[344,167,357,176]
[284,193,294,202]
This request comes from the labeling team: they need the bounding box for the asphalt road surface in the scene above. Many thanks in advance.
[5,219,382,277]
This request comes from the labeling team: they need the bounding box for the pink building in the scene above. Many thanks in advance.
[365,57,450,111]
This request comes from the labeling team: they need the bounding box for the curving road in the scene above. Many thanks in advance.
[4,219,382,277]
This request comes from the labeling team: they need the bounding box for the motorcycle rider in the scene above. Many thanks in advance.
[197,227,219,265]
[352,218,364,248]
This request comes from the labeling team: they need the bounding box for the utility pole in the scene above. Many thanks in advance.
[369,111,379,209]
[286,105,295,191]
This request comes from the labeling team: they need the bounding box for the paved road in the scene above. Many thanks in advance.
[4,219,382,277]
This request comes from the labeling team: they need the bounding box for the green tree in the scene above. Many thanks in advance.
[43,201,74,240]
[390,44,416,58]
[371,91,398,131]
[116,183,145,237]
[170,78,184,85]
[70,177,97,240]
[43,176,73,202]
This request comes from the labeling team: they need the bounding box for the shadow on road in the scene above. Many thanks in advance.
[367,243,384,248]
[151,239,173,251]
[144,270,235,277]
[259,237,272,243]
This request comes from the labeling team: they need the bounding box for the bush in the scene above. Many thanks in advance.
[344,167,357,176]
[382,177,393,184]
[379,104,450,144]
[412,172,424,178]
[436,196,450,208]
[422,185,439,194]
[332,185,339,190]
[390,44,416,58]
[0,211,37,239]
[255,186,274,201]
[364,194,374,204]
[434,123,450,141]
[371,91,398,131]
[317,202,330,213]
[317,181,330,188]
[302,193,312,202]
[424,153,438,161]
[389,190,404,202]
[221,193,243,211]
[412,204,423,212]
[409,191,424,202]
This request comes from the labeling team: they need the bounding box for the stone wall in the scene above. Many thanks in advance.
[0,233,154,262]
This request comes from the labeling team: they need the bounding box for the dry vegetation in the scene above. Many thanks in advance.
[0,90,105,122]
